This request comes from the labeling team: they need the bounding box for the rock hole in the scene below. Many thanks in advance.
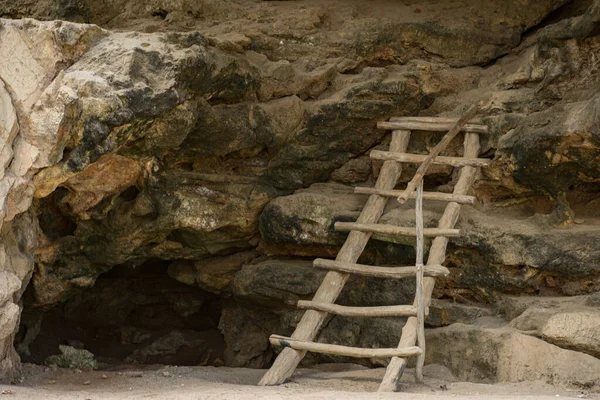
[152,9,169,20]
[16,260,225,367]
[37,188,77,240]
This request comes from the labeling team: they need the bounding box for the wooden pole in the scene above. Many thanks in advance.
[258,130,412,386]
[370,151,490,168]
[353,187,476,205]
[414,180,425,383]
[312,258,450,279]
[334,222,460,237]
[396,104,479,204]
[377,120,487,134]
[389,116,482,124]
[378,131,481,392]
[296,301,417,317]
[269,335,422,358]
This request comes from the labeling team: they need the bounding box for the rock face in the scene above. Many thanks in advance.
[0,0,599,387]
[426,322,600,388]
[540,311,600,358]
[0,18,105,381]
[507,295,600,358]
[259,183,600,300]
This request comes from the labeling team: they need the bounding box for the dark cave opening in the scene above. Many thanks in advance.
[16,260,225,367]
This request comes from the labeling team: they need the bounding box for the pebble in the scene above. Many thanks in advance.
[83,380,91,386]
[161,371,173,378]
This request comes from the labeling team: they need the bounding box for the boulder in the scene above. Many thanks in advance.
[505,296,600,359]
[426,323,600,389]
[232,259,416,309]
[259,183,364,248]
[540,311,600,358]
[168,250,257,294]
[45,345,98,370]
[232,260,325,307]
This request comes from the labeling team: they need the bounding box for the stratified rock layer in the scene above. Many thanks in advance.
[0,0,599,387]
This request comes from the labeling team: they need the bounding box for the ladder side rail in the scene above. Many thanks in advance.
[414,180,426,383]
[378,131,481,392]
[258,130,411,386]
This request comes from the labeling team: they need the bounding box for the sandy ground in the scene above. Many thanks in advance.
[1,363,597,400]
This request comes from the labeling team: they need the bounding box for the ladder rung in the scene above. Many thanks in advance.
[297,300,417,317]
[354,187,476,204]
[370,150,491,168]
[313,258,450,279]
[391,116,483,124]
[378,119,488,134]
[269,335,422,358]
[334,222,460,237]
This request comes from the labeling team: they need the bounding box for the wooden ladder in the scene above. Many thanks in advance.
[259,106,489,392]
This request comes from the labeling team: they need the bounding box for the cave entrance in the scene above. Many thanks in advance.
[16,260,225,367]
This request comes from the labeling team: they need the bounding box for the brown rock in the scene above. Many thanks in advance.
[168,250,257,294]
[540,311,600,358]
[60,154,142,218]
[426,323,600,388]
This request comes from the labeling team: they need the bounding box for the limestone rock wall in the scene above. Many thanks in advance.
[0,0,599,386]
[0,19,105,379]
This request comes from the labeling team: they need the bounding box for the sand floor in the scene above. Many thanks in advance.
[2,363,597,400]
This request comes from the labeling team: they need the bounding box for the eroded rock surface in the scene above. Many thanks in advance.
[426,322,600,388]
[506,295,600,358]
[0,0,598,387]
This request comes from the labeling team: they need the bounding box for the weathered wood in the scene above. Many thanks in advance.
[378,131,481,392]
[334,222,460,237]
[354,187,475,205]
[313,258,450,279]
[390,116,482,124]
[269,335,422,358]
[258,130,412,386]
[370,150,490,168]
[378,120,487,134]
[414,181,425,383]
[395,104,479,204]
[297,301,417,317]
